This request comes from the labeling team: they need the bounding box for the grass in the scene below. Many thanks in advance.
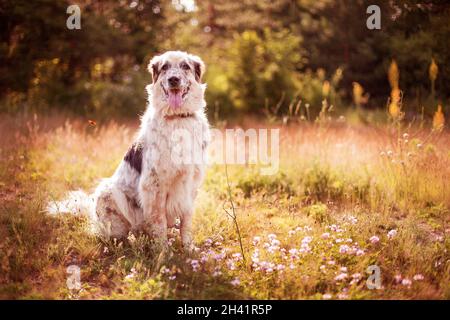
[0,112,449,300]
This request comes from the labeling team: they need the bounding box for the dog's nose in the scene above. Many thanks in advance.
[168,76,180,87]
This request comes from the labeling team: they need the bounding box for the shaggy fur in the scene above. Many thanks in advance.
[48,51,210,249]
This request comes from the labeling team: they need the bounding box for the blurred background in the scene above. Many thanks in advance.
[1,0,449,122]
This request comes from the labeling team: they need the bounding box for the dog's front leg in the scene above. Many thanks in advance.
[139,168,168,250]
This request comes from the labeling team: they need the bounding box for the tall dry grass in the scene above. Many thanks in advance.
[0,112,449,299]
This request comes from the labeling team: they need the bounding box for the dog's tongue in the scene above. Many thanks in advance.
[168,90,182,109]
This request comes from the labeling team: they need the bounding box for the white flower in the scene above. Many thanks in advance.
[339,244,350,254]
[252,236,261,246]
[401,278,412,287]
[322,293,332,300]
[321,232,330,239]
[413,274,424,281]
[230,278,240,286]
[369,235,380,244]
[387,229,397,239]
[334,273,348,281]
[394,274,402,284]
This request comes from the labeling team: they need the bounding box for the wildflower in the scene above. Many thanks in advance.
[320,265,326,271]
[350,273,362,285]
[403,133,409,139]
[204,238,213,247]
[226,259,236,271]
[401,278,412,287]
[103,246,109,254]
[335,238,343,244]
[189,259,201,272]
[268,234,277,241]
[387,229,397,239]
[213,252,226,261]
[288,230,296,237]
[416,143,422,149]
[302,236,313,244]
[339,245,350,254]
[394,274,402,284]
[387,150,393,157]
[413,274,424,281]
[276,264,286,272]
[328,260,336,265]
[125,267,137,280]
[252,236,261,246]
[338,292,349,300]
[369,236,380,244]
[356,249,365,256]
[340,267,348,272]
[169,275,176,280]
[232,252,243,261]
[323,293,332,300]
[168,237,176,246]
[346,238,353,243]
[213,267,222,277]
[230,278,240,286]
[289,263,296,270]
[335,273,348,281]
[321,232,330,239]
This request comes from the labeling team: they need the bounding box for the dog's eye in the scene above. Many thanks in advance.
[161,63,169,71]
[180,62,190,70]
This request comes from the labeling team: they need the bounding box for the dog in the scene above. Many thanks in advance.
[48,51,210,250]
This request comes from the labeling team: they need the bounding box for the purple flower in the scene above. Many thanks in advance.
[369,236,380,244]
[387,229,397,240]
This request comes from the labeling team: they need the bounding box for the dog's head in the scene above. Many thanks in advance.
[147,51,206,116]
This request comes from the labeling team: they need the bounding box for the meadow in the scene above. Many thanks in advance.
[0,109,448,300]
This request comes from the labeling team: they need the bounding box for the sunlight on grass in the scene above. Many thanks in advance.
[0,113,449,299]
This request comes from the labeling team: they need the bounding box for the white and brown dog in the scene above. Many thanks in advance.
[48,51,210,250]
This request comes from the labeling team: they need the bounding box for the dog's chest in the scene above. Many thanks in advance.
[145,118,206,181]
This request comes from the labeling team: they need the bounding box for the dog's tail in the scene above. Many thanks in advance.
[46,190,96,220]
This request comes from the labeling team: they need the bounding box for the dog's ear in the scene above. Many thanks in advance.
[148,55,161,83]
[189,55,205,82]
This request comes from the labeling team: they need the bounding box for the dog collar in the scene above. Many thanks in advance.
[164,113,195,120]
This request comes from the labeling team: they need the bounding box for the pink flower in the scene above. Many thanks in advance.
[356,249,365,256]
[252,236,261,246]
[321,232,330,239]
[338,292,348,300]
[413,274,424,281]
[268,234,277,241]
[339,244,350,254]
[394,274,402,284]
[401,278,412,287]
[369,235,380,244]
[276,264,285,271]
[322,293,332,300]
[230,278,240,286]
[387,229,397,239]
[334,273,348,281]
